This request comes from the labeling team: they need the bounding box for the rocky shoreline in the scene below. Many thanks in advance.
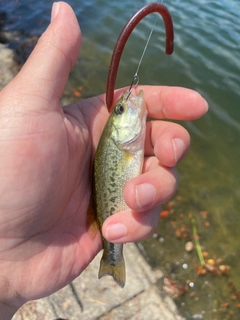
[0,15,38,90]
[0,41,19,90]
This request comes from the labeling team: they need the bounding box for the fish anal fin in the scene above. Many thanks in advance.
[86,196,99,239]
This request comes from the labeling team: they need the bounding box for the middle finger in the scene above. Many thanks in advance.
[145,120,190,167]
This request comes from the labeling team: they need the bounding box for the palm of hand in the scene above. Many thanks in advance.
[0,94,108,303]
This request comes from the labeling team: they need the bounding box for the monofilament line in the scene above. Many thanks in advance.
[127,16,157,99]
[134,16,158,78]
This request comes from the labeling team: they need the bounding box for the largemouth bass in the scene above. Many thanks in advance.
[93,90,147,287]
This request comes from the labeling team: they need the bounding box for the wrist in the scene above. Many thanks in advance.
[0,301,19,320]
[0,278,21,319]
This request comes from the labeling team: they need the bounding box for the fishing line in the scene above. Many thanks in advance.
[127,16,157,98]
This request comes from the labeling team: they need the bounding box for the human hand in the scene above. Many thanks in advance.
[0,2,208,317]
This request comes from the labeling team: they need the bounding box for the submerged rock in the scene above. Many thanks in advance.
[0,43,20,90]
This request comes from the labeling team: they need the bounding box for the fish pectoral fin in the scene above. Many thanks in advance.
[98,256,126,288]
[86,195,99,238]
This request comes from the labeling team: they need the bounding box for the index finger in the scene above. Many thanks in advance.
[137,85,208,120]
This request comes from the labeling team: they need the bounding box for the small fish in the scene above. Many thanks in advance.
[93,90,147,287]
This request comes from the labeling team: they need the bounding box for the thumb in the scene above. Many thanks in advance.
[2,2,81,111]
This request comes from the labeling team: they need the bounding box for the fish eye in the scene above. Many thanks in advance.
[114,104,125,115]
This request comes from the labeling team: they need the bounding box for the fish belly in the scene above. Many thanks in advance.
[93,136,143,287]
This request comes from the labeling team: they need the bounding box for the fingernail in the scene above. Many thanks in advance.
[136,183,156,209]
[172,138,185,163]
[51,2,60,22]
[105,223,127,241]
[204,98,209,112]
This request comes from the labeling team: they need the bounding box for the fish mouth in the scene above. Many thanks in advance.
[128,90,147,131]
[122,91,147,146]
[136,90,147,123]
[129,90,147,118]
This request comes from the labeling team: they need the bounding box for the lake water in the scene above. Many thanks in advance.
[1,0,240,319]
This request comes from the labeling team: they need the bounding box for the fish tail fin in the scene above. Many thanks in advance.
[98,256,126,288]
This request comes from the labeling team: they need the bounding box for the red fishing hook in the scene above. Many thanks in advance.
[106,2,174,111]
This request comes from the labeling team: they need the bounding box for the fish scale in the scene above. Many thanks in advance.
[93,90,147,287]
